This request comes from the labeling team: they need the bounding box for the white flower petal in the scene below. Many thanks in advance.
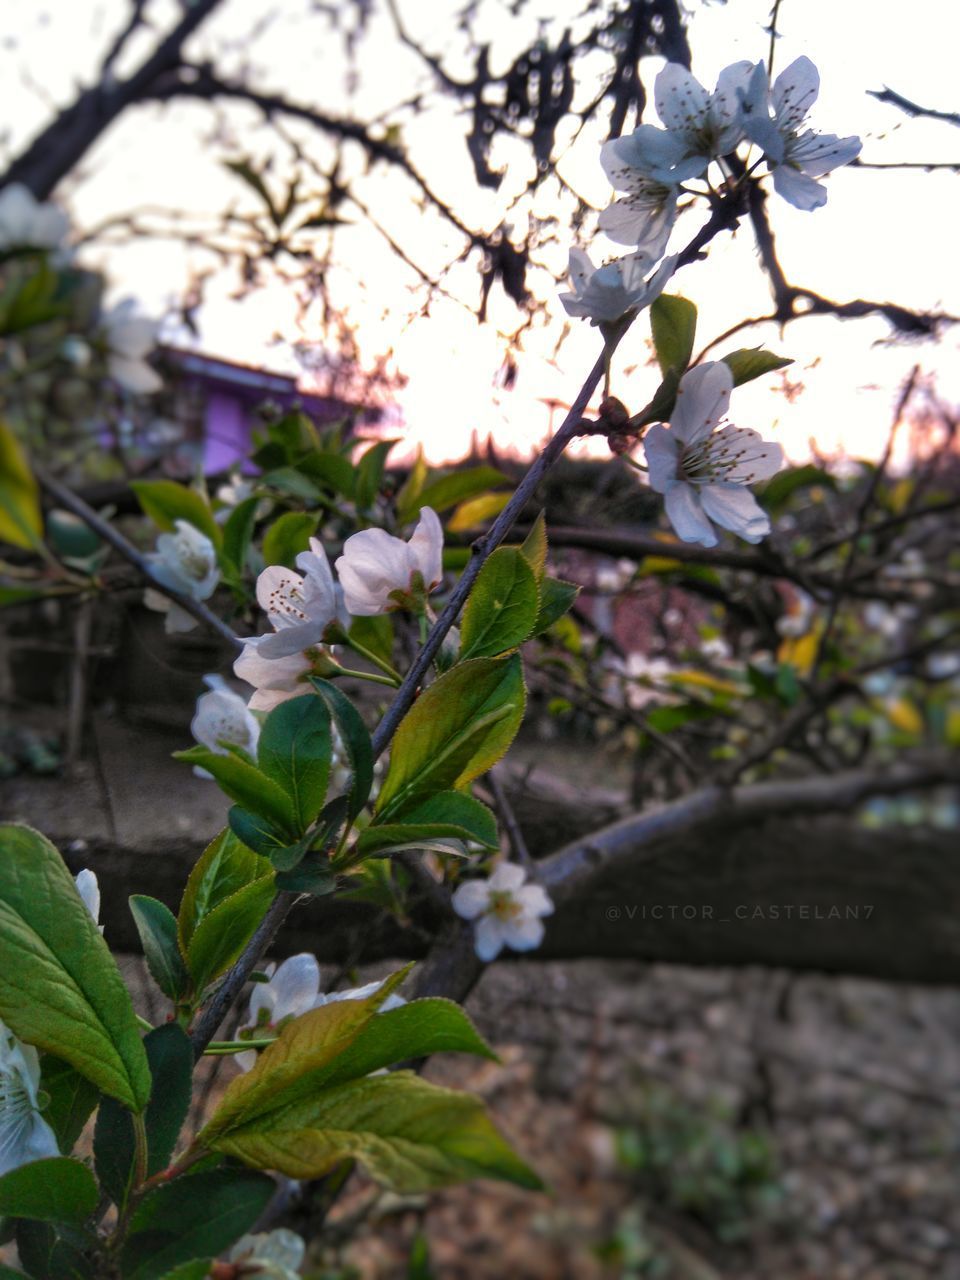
[265,954,321,1022]
[452,879,492,920]
[699,483,771,542]
[709,425,784,483]
[74,869,101,925]
[488,862,526,892]
[664,483,718,547]
[655,64,709,133]
[517,884,554,918]
[772,56,820,131]
[501,914,546,952]
[108,354,163,395]
[670,363,733,446]
[643,424,680,493]
[772,164,828,210]
[408,506,444,589]
[474,916,506,962]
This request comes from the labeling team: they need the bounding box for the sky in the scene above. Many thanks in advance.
[2,0,958,465]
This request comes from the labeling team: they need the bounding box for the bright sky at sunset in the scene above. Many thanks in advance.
[3,0,958,465]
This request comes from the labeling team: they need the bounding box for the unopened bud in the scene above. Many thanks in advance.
[608,432,633,456]
[598,396,629,428]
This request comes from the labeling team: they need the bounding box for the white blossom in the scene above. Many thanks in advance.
[233,637,314,712]
[604,61,756,190]
[452,862,554,963]
[608,652,677,711]
[143,519,220,634]
[559,249,677,325]
[191,675,260,776]
[226,1229,305,1280]
[739,57,861,210]
[254,537,340,658]
[0,1021,59,1176]
[336,507,443,616]
[102,300,163,395]
[643,362,783,548]
[0,184,69,253]
[74,868,102,932]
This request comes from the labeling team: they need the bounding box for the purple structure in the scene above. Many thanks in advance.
[160,348,378,474]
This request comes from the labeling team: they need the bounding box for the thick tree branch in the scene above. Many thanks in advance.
[538,754,960,904]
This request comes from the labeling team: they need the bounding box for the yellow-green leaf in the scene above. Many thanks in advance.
[0,422,42,550]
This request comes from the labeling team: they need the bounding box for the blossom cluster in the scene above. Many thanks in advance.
[561,55,860,328]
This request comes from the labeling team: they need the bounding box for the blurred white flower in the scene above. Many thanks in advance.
[233,637,315,712]
[608,652,677,711]
[0,184,69,252]
[452,862,554,963]
[336,507,443,616]
[0,1021,59,1176]
[643,362,783,548]
[255,537,340,658]
[560,248,677,325]
[226,1228,305,1280]
[60,336,91,369]
[74,868,102,932]
[102,300,162,394]
[214,472,256,523]
[191,675,260,777]
[739,57,861,210]
[144,519,220,633]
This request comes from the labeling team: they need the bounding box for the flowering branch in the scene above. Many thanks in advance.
[33,464,242,650]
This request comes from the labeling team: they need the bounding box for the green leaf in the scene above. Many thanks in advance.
[761,464,836,512]
[259,467,321,503]
[121,1169,275,1280]
[357,792,497,857]
[129,897,189,1002]
[262,511,317,568]
[199,972,411,1147]
[354,439,397,510]
[533,576,579,633]
[257,693,332,831]
[153,1262,212,1280]
[296,450,356,499]
[209,1069,541,1191]
[309,679,374,822]
[130,481,220,548]
[721,347,793,387]
[223,158,279,222]
[633,366,682,427]
[273,853,337,895]
[15,1219,93,1280]
[0,1159,98,1225]
[94,1025,193,1210]
[227,806,290,859]
[394,447,429,522]
[177,829,272,957]
[447,492,512,533]
[460,549,539,661]
[37,1056,99,1156]
[412,467,509,518]
[376,658,525,820]
[519,512,547,582]
[347,614,394,667]
[0,422,42,550]
[650,295,697,377]
[185,875,275,995]
[0,825,151,1112]
[172,747,296,836]
[220,495,259,577]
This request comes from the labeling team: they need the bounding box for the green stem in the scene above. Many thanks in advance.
[135,1014,154,1033]
[203,1037,277,1055]
[132,1112,148,1189]
[336,665,400,688]
[343,636,403,682]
